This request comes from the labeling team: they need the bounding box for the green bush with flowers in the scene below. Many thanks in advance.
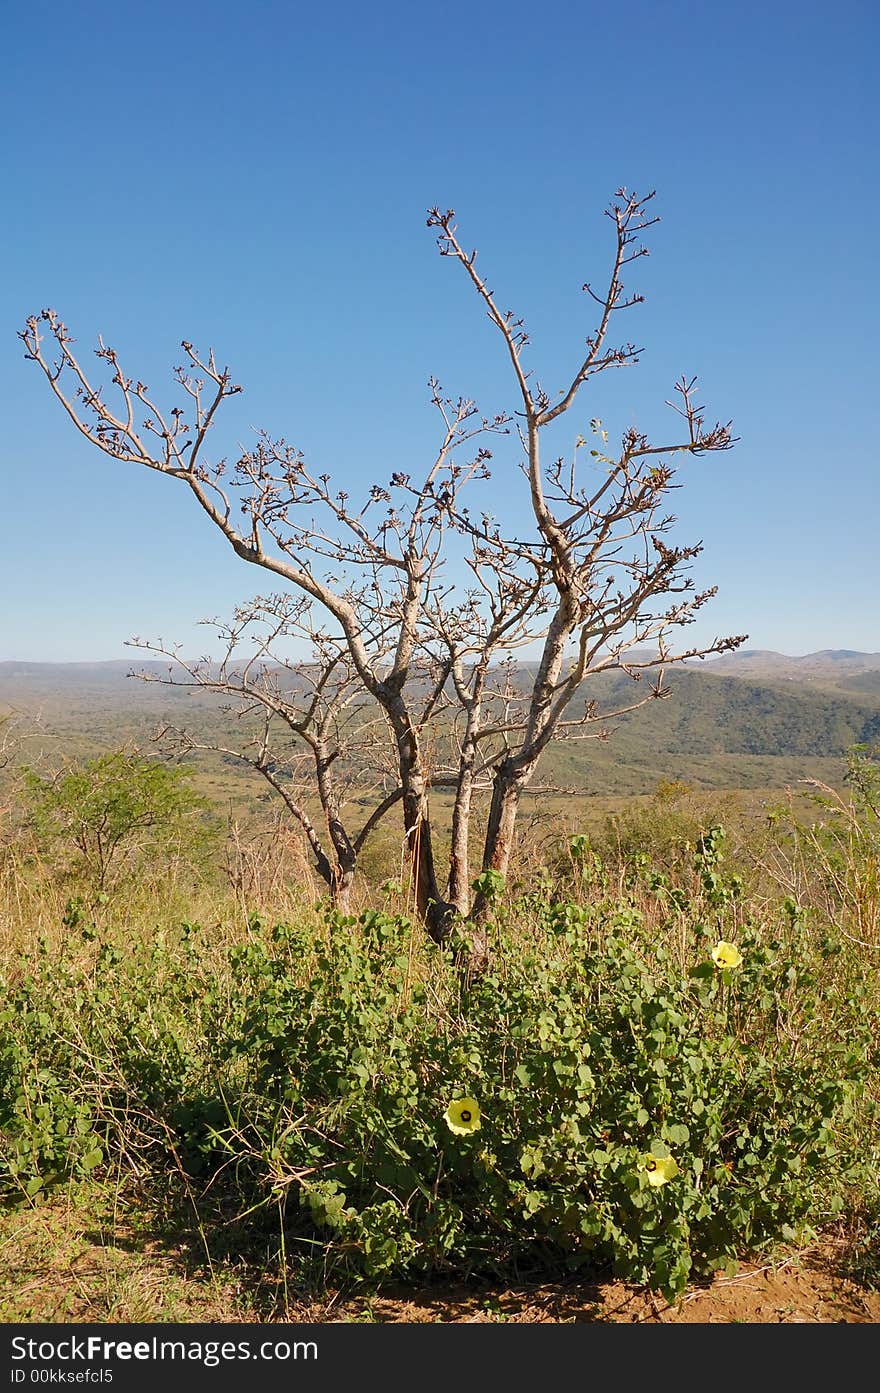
[184,902,874,1300]
[1,873,876,1302]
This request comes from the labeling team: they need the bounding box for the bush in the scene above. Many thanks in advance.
[214,907,874,1298]
[20,749,215,892]
[3,890,873,1304]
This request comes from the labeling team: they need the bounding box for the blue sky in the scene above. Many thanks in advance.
[3,0,878,661]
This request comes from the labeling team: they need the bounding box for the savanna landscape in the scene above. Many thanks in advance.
[2,649,879,1324]
[4,4,879,1338]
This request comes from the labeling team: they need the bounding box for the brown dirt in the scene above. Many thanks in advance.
[307,1228,880,1322]
[318,1248,880,1323]
[1,1199,876,1324]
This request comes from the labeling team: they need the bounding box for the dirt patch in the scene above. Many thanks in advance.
[1,1201,876,1324]
[311,1240,879,1323]
[325,1259,878,1323]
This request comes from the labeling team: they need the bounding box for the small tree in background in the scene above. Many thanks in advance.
[21,188,745,961]
[22,750,211,893]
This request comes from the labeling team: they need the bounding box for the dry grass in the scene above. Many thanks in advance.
[2,1191,877,1324]
[0,1189,255,1323]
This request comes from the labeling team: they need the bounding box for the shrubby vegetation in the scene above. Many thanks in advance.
[1,751,878,1305]
[20,750,216,893]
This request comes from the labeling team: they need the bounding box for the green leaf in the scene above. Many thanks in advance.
[665,1124,690,1146]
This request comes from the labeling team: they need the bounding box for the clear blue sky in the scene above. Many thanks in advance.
[3,0,878,661]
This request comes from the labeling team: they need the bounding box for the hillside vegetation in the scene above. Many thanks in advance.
[3,654,880,802]
[1,734,878,1317]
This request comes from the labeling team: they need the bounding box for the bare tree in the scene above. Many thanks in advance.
[0,712,19,771]
[423,195,746,920]
[21,187,745,960]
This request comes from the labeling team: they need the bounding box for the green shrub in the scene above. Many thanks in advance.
[20,749,216,893]
[0,907,222,1200]
[217,907,873,1298]
[0,894,875,1304]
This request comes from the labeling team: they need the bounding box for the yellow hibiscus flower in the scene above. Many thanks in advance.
[712,940,743,969]
[642,1153,679,1187]
[444,1097,481,1135]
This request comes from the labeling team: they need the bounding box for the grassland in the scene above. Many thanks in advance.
[1,662,878,1322]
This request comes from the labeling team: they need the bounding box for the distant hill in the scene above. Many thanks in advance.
[0,659,170,693]
[698,649,880,689]
[538,666,880,795]
[2,654,879,798]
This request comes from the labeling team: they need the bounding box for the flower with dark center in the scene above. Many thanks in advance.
[444,1097,482,1135]
[642,1153,679,1187]
[712,940,743,969]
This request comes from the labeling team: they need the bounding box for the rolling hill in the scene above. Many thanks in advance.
[696,648,880,689]
[2,652,879,799]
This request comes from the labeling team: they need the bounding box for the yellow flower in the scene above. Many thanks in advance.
[712,940,743,969]
[642,1153,679,1187]
[444,1097,481,1135]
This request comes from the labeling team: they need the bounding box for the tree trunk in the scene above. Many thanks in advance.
[470,754,526,920]
[447,667,486,915]
[448,747,476,915]
[386,698,455,944]
[330,866,355,915]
